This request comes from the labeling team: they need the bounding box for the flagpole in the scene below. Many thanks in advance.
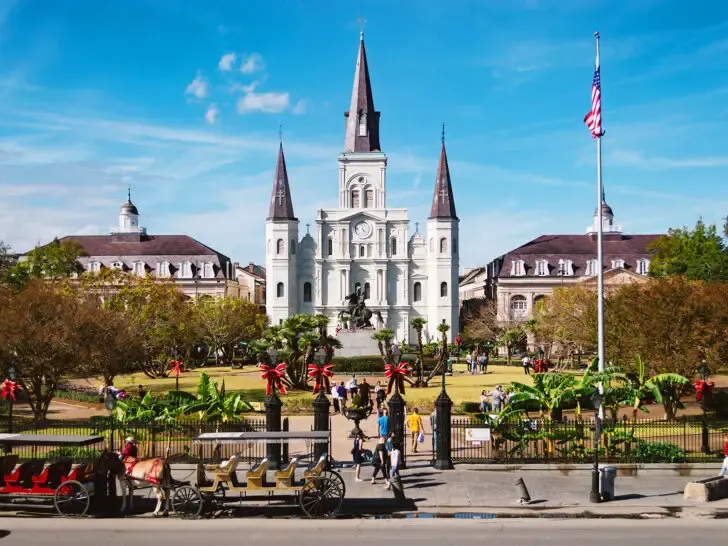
[594,31,605,420]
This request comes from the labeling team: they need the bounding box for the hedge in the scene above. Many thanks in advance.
[331,356,439,375]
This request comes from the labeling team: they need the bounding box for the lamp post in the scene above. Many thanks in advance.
[312,349,331,461]
[6,365,17,437]
[433,355,453,469]
[589,392,602,503]
[698,360,711,454]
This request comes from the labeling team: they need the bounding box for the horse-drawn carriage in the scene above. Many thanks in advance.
[0,433,104,517]
[170,431,346,519]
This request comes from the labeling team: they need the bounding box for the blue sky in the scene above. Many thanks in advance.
[1,0,727,270]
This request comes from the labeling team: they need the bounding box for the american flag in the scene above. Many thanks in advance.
[584,51,602,138]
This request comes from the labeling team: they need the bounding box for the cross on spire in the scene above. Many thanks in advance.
[276,188,285,205]
[306,223,310,234]
[415,222,420,233]
[438,185,449,204]
[357,16,367,37]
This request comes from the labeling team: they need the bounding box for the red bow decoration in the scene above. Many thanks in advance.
[169,360,183,377]
[307,363,335,394]
[260,363,288,396]
[385,362,410,395]
[0,379,20,402]
[694,379,714,402]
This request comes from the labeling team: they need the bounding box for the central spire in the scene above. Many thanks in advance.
[344,33,381,153]
[429,132,458,220]
[267,143,296,221]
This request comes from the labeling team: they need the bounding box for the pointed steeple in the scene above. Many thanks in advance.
[267,143,296,220]
[344,33,381,153]
[429,128,458,219]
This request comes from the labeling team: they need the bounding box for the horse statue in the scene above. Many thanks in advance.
[337,292,385,329]
[98,450,173,517]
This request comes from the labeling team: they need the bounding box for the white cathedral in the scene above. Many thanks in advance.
[265,34,459,344]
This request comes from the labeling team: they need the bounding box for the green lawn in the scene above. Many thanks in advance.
[101,363,533,412]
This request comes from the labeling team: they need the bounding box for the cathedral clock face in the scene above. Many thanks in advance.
[354,221,372,239]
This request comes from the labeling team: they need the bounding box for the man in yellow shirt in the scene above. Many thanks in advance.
[406,408,425,453]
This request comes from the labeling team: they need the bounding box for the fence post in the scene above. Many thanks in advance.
[282,417,289,464]
[433,377,453,470]
[265,392,283,470]
[312,388,331,462]
[388,388,407,469]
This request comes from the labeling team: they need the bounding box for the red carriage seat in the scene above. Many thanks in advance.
[31,459,73,491]
[3,460,46,490]
[64,463,92,483]
[0,455,19,485]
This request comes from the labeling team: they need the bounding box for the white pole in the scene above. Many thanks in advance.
[595,31,605,420]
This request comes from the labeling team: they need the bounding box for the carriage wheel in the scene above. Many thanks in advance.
[321,471,346,498]
[54,480,90,518]
[299,474,345,519]
[172,486,204,519]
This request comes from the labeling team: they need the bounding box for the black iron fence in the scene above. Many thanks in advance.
[450,417,728,464]
[0,417,321,465]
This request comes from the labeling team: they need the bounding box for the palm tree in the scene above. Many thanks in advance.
[423,322,450,385]
[625,355,689,421]
[499,327,526,365]
[371,328,394,365]
[410,317,427,385]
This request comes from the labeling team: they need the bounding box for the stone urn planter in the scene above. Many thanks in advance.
[344,406,372,438]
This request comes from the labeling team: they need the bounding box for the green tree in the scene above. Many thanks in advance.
[410,317,427,377]
[648,218,728,281]
[371,328,395,366]
[424,322,450,385]
[5,238,85,289]
[0,240,16,282]
[197,297,268,366]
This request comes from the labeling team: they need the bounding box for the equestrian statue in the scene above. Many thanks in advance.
[338,290,382,329]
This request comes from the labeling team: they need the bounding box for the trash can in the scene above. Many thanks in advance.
[599,465,617,501]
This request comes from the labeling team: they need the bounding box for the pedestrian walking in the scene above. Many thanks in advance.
[386,439,401,491]
[378,408,390,438]
[336,381,347,413]
[430,408,438,452]
[358,378,372,409]
[720,432,728,476]
[331,384,340,414]
[351,431,367,482]
[370,436,390,485]
[375,381,386,409]
[406,408,425,454]
[522,355,531,375]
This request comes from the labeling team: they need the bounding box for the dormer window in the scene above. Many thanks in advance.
[110,261,124,271]
[157,261,171,278]
[88,261,102,273]
[179,261,193,279]
[585,259,599,277]
[535,259,549,276]
[510,259,525,276]
[201,263,215,279]
[132,261,146,277]
[611,259,625,269]
[637,258,650,275]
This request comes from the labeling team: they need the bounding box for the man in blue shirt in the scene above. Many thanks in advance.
[378,408,390,438]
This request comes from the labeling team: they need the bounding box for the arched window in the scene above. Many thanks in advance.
[351,190,360,208]
[276,239,284,255]
[439,237,448,254]
[303,282,312,303]
[365,189,374,208]
[290,239,296,255]
[413,282,422,302]
[364,282,371,299]
[440,282,448,298]
[327,237,333,256]
[391,238,397,256]
[276,282,284,298]
[510,295,527,319]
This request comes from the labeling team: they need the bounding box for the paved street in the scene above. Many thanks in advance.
[0,518,726,546]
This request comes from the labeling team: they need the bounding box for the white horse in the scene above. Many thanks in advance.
[99,451,171,517]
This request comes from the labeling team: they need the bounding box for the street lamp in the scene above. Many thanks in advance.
[6,365,17,438]
[698,359,711,454]
[589,391,602,503]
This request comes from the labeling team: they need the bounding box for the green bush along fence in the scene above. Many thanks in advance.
[449,417,728,464]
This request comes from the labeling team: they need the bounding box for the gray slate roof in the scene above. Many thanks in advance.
[343,35,381,153]
[429,142,458,219]
[267,143,296,221]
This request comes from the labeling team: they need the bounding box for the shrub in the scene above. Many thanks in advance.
[55,389,103,404]
[459,401,482,413]
[631,441,686,463]
[46,446,102,461]
[331,356,438,374]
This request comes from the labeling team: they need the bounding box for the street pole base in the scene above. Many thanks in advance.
[589,491,602,503]
[433,459,453,470]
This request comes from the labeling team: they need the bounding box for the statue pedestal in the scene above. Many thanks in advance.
[337,330,380,358]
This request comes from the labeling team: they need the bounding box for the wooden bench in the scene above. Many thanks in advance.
[304,454,328,479]
[198,454,244,492]
[245,458,269,490]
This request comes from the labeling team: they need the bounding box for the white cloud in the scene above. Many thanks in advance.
[185,74,208,100]
[292,100,307,115]
[218,53,237,72]
[205,104,220,125]
[240,53,264,74]
[237,92,290,114]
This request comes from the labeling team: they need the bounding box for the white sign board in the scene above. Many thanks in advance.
[465,428,491,442]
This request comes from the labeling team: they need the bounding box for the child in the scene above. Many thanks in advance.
[386,441,401,490]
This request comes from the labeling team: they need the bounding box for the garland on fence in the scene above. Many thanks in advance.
[307,363,334,394]
[693,379,714,402]
[260,363,288,396]
[384,362,410,395]
[0,379,20,401]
